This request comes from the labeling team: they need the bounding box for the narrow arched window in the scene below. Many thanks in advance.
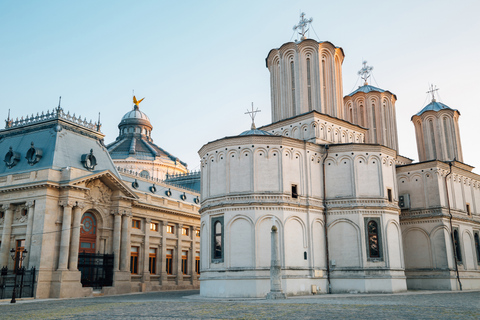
[212,217,224,261]
[367,220,380,258]
[306,58,312,111]
[383,104,388,145]
[371,104,377,143]
[360,105,365,127]
[474,233,480,264]
[453,229,462,263]
[443,117,452,160]
[290,60,296,112]
[429,120,437,159]
[322,59,327,113]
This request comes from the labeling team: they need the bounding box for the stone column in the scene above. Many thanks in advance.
[24,201,35,268]
[58,201,74,270]
[0,204,14,267]
[160,221,168,285]
[142,218,151,282]
[176,224,183,284]
[266,225,286,299]
[68,202,84,270]
[120,212,131,272]
[112,211,122,271]
[190,226,197,284]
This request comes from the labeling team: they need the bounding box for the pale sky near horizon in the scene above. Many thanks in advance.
[1,1,479,173]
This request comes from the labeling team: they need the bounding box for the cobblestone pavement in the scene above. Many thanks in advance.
[0,290,479,319]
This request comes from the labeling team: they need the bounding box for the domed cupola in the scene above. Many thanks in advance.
[343,61,399,152]
[411,86,463,162]
[118,96,153,140]
[107,96,188,180]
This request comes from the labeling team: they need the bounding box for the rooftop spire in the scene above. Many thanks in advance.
[245,102,261,130]
[358,61,373,86]
[293,12,313,41]
[426,84,439,102]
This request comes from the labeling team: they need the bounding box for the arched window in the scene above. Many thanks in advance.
[306,57,312,111]
[429,120,437,159]
[383,104,388,145]
[474,232,480,264]
[290,60,296,112]
[443,117,452,160]
[366,219,381,259]
[212,217,224,261]
[322,59,327,113]
[359,105,365,127]
[140,170,150,178]
[453,229,462,263]
[371,104,377,143]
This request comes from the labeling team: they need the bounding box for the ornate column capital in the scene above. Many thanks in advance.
[145,218,152,224]
[1,203,13,211]
[25,200,35,208]
[75,201,86,209]
[58,200,75,208]
[123,210,132,217]
[111,209,123,216]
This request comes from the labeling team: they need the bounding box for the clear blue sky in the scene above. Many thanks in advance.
[1,1,479,172]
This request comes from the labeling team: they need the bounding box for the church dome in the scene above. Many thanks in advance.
[239,128,273,136]
[415,100,457,116]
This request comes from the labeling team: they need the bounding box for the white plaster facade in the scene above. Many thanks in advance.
[198,33,480,297]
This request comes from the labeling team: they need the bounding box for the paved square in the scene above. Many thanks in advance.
[1,290,479,319]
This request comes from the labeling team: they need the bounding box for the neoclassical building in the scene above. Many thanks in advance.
[0,102,201,299]
[198,15,480,297]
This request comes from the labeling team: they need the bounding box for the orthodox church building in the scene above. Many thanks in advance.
[0,100,201,299]
[198,14,480,297]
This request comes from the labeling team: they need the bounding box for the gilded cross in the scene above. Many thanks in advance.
[293,12,313,40]
[245,102,261,130]
[357,61,373,85]
[426,84,439,102]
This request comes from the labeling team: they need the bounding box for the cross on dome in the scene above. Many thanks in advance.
[426,84,439,102]
[358,61,373,85]
[245,102,261,130]
[293,12,313,40]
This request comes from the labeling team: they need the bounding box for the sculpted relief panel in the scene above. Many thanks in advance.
[85,179,113,204]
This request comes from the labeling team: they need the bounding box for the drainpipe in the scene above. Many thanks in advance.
[321,144,331,293]
[445,160,462,290]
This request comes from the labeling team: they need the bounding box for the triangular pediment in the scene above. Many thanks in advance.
[68,170,137,199]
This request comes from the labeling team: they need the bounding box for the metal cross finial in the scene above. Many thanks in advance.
[426,84,439,102]
[245,102,261,130]
[293,12,313,40]
[358,61,373,85]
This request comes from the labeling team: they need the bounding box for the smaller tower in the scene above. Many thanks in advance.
[343,61,399,152]
[411,86,463,162]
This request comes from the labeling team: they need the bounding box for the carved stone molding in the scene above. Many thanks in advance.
[58,200,75,208]
[1,203,13,211]
[85,180,112,204]
[75,201,86,209]
[25,200,35,208]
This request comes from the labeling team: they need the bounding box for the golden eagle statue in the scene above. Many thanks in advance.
[133,95,145,106]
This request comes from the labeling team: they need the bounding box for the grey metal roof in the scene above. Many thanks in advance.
[415,100,456,116]
[121,107,150,122]
[107,136,188,166]
[0,119,120,177]
[239,129,274,136]
[346,84,385,97]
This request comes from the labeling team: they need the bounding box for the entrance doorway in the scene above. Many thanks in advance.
[78,212,114,288]
[80,212,96,254]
